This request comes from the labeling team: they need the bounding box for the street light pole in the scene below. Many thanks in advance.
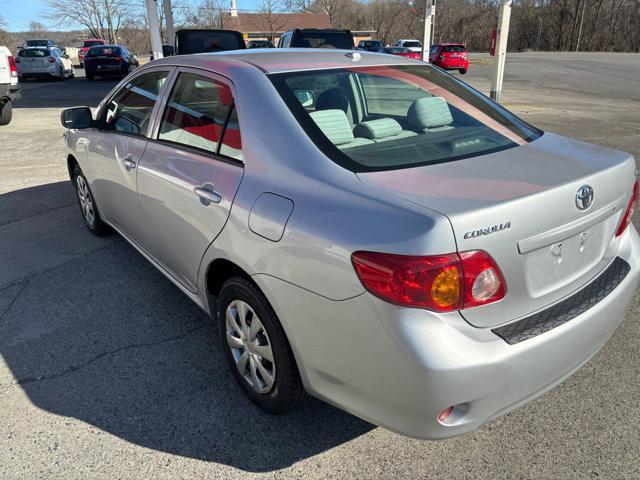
[163,0,175,48]
[490,0,512,102]
[145,0,164,60]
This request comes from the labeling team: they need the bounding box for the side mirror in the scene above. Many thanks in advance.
[294,90,315,108]
[61,107,93,129]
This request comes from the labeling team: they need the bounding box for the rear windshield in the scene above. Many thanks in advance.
[86,47,121,57]
[292,31,353,49]
[25,40,49,47]
[442,45,466,53]
[83,40,104,47]
[402,41,422,48]
[362,41,382,47]
[178,31,244,53]
[271,64,542,172]
[19,48,50,57]
[386,47,411,53]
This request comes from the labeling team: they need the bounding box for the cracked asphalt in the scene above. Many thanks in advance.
[1,54,639,479]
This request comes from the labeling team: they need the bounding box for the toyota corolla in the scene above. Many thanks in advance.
[60,50,639,439]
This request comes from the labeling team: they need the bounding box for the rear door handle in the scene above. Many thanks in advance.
[194,183,222,206]
[122,155,136,171]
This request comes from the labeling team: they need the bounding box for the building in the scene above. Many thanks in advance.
[222,0,375,46]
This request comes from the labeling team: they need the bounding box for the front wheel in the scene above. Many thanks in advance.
[217,277,306,414]
[0,100,12,126]
[73,165,111,236]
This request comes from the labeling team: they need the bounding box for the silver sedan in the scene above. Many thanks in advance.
[60,50,640,440]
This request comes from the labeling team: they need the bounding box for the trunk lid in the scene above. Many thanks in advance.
[357,133,636,328]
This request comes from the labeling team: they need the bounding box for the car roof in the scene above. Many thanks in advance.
[150,48,415,74]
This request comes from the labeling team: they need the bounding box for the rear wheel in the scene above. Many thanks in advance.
[459,68,467,74]
[0,100,12,126]
[86,72,94,81]
[72,165,111,236]
[217,277,306,414]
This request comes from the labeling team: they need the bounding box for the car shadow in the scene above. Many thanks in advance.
[0,181,374,472]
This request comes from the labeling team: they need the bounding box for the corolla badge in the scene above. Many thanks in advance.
[576,185,594,211]
[464,221,511,239]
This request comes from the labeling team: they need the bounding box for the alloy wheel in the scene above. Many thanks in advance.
[225,300,276,394]
[76,175,95,225]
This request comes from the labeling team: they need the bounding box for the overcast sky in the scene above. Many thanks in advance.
[0,0,260,32]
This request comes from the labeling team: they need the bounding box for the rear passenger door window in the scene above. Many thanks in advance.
[102,71,168,136]
[158,72,242,161]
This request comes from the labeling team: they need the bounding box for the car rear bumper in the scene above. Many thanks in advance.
[254,226,640,439]
[435,60,469,70]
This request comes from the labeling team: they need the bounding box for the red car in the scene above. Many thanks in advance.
[429,43,468,74]
[78,39,105,67]
[374,47,421,61]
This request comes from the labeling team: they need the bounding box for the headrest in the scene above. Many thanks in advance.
[353,118,403,140]
[309,109,354,146]
[316,88,349,112]
[407,97,453,129]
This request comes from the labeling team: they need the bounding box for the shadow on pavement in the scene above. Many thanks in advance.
[0,181,373,472]
[14,75,119,109]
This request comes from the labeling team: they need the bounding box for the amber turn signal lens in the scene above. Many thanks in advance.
[430,266,461,308]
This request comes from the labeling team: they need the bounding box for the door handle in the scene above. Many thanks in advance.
[122,155,136,171]
[194,183,222,206]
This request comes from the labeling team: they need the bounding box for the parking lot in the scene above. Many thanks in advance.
[1,53,639,479]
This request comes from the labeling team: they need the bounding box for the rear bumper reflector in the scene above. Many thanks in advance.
[492,257,630,345]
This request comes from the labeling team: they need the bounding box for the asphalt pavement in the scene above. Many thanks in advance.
[0,55,639,480]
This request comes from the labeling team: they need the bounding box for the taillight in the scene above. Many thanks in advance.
[351,250,505,312]
[616,180,639,237]
[7,56,17,77]
[48,57,55,63]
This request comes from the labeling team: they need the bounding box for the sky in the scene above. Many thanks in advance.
[0,0,261,32]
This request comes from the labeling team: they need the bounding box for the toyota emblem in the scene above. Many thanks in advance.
[576,185,594,211]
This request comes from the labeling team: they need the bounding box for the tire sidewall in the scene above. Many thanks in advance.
[73,166,101,233]
[216,278,297,414]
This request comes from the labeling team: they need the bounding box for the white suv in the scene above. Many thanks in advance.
[0,45,20,125]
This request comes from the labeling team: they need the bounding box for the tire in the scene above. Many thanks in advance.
[0,100,12,126]
[72,165,111,236]
[217,277,306,414]
[86,72,94,81]
[459,68,467,74]
[58,67,65,80]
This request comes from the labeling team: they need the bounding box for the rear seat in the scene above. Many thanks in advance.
[407,96,455,132]
[309,109,374,149]
[353,118,417,143]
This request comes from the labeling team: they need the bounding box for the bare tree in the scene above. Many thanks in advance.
[47,0,126,42]
[28,21,48,39]
[257,0,290,42]
[185,0,225,28]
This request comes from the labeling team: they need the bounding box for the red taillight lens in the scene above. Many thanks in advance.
[616,180,639,237]
[8,56,17,76]
[48,57,55,63]
[352,250,505,312]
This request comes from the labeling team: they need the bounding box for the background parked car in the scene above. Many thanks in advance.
[278,29,354,49]
[84,45,138,80]
[373,46,421,60]
[0,45,20,125]
[247,39,274,48]
[78,39,106,67]
[393,39,423,53]
[23,39,57,49]
[357,40,384,51]
[429,43,468,74]
[174,29,246,54]
[16,46,74,81]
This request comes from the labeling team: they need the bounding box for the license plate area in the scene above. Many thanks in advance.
[522,215,616,298]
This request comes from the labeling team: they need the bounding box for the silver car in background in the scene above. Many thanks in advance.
[17,46,74,81]
[60,50,639,440]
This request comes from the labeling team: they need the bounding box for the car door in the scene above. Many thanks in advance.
[136,68,244,292]
[87,68,172,246]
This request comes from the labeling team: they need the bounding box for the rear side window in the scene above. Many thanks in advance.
[159,72,242,161]
[102,71,168,136]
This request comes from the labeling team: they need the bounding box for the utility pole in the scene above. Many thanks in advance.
[421,0,435,61]
[490,0,512,102]
[145,0,164,60]
[163,0,175,48]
